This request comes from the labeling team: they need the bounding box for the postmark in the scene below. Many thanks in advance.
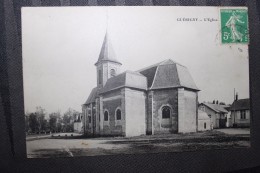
[220,8,248,44]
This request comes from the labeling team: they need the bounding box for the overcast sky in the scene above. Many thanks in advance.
[22,7,249,114]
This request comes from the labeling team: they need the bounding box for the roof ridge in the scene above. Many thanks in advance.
[136,61,162,72]
[137,59,186,72]
[175,63,181,88]
[150,65,159,89]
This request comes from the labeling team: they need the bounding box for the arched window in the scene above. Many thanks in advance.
[204,122,207,129]
[162,106,171,119]
[104,111,109,121]
[110,69,116,77]
[116,109,121,120]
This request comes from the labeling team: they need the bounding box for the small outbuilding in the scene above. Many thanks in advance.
[198,102,228,128]
[198,110,211,131]
[230,98,250,127]
[73,113,83,133]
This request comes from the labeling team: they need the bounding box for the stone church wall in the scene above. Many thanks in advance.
[146,91,153,135]
[124,88,146,137]
[178,88,198,133]
[152,89,178,134]
[102,94,124,136]
[82,103,96,136]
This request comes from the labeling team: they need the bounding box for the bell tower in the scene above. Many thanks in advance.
[95,32,122,88]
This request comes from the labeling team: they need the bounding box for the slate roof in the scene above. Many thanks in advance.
[100,71,147,94]
[230,99,250,111]
[95,32,122,66]
[198,110,210,120]
[84,87,98,104]
[138,59,199,91]
[201,103,228,114]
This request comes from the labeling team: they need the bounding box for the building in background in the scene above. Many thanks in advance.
[73,113,83,133]
[230,98,250,127]
[82,33,200,137]
[198,110,211,131]
[198,102,228,129]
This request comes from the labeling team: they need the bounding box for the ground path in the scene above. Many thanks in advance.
[26,128,250,158]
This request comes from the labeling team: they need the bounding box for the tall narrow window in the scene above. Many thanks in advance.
[104,111,109,121]
[116,109,121,120]
[241,110,246,119]
[98,70,102,84]
[110,69,116,77]
[88,116,91,123]
[204,122,206,129]
[162,106,171,119]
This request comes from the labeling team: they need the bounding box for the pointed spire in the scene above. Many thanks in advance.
[95,32,122,66]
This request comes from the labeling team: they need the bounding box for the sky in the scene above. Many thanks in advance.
[22,7,249,114]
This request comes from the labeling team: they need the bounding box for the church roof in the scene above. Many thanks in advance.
[138,59,199,91]
[100,71,147,94]
[84,87,98,105]
[95,32,122,66]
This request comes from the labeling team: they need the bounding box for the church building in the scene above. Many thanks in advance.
[82,33,200,137]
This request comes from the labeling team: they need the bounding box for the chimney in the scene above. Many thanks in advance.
[235,92,238,101]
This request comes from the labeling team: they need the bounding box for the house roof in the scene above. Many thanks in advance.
[138,59,199,91]
[198,110,210,120]
[202,102,228,114]
[95,32,122,66]
[223,105,231,111]
[100,71,147,94]
[84,87,98,104]
[230,98,250,111]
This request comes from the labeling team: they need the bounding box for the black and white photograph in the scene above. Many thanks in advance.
[22,6,250,158]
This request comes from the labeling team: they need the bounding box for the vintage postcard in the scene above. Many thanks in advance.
[22,6,250,158]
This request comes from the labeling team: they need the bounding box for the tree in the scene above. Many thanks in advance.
[49,111,61,133]
[63,108,79,132]
[28,113,39,133]
[35,106,46,133]
[25,113,30,133]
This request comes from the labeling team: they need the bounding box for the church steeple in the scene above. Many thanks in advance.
[95,32,122,66]
[95,32,122,88]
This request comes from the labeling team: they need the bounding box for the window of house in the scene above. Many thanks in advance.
[88,116,91,123]
[241,110,246,119]
[104,111,109,121]
[116,109,121,120]
[110,69,116,77]
[162,106,171,119]
[204,122,206,129]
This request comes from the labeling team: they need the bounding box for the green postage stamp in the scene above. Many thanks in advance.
[220,8,248,44]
